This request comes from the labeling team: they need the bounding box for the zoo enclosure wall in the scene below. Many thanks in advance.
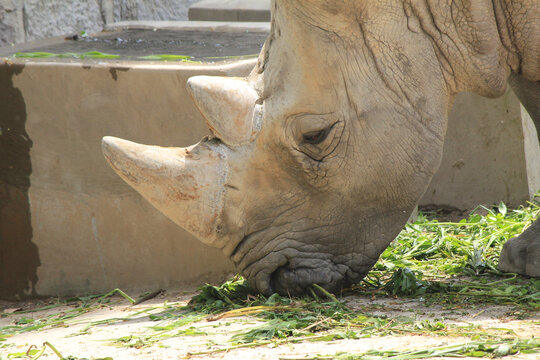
[0,0,200,46]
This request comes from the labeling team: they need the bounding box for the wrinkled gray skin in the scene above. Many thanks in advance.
[104,0,540,295]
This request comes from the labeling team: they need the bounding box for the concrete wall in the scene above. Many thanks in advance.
[188,0,270,22]
[0,0,200,46]
[420,90,540,210]
[0,58,257,300]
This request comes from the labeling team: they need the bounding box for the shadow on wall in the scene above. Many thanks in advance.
[0,64,40,300]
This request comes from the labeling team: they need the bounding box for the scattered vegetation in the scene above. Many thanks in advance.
[0,289,139,340]
[287,339,540,360]
[1,195,538,359]
[14,51,121,60]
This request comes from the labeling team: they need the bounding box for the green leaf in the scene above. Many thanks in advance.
[80,51,120,59]
[14,52,58,58]
[13,51,120,59]
[494,344,513,356]
[138,54,192,61]
[498,201,507,216]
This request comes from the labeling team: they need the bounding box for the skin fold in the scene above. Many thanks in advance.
[103,0,540,295]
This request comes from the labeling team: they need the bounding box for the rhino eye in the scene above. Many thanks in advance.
[302,128,331,145]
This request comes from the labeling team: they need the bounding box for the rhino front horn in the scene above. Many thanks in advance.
[187,76,262,146]
[101,136,229,248]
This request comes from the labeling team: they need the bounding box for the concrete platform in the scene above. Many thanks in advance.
[188,0,271,22]
[105,20,270,33]
[0,22,538,299]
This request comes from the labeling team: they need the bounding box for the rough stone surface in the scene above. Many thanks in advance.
[113,0,199,22]
[189,0,271,22]
[0,0,24,45]
[23,0,105,41]
[0,0,197,45]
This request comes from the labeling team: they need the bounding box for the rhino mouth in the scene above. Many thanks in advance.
[230,230,369,295]
[269,262,352,296]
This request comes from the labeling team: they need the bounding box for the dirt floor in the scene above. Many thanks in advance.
[1,289,538,360]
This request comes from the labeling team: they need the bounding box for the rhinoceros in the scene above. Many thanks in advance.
[102,0,540,295]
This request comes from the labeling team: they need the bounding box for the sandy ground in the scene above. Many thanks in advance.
[1,290,538,360]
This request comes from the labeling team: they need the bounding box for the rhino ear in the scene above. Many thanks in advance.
[187,76,262,146]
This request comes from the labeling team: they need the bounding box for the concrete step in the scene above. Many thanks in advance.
[189,0,271,22]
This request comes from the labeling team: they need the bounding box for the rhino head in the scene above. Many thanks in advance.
[103,0,513,295]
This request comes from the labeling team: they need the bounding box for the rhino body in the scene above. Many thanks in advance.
[103,0,540,295]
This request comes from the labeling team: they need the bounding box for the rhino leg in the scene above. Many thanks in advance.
[498,74,540,277]
[498,217,540,277]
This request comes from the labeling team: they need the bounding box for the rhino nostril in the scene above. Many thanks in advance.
[269,265,312,296]
[267,263,350,296]
[205,135,224,144]
[269,265,288,295]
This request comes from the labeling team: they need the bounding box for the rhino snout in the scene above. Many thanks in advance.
[269,261,351,296]
[243,249,365,296]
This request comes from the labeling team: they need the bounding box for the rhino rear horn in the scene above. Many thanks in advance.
[187,76,262,146]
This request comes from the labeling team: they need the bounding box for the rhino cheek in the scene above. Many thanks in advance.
[101,136,230,248]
